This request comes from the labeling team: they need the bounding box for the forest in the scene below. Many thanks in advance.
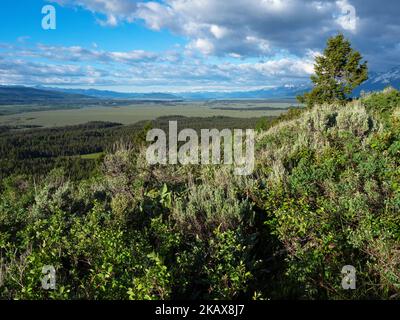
[0,116,263,181]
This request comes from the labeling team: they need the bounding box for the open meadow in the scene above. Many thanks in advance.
[0,100,296,127]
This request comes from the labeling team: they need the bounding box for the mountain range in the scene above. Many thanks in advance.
[36,84,311,100]
[0,86,95,104]
[354,66,400,95]
[35,86,181,100]
[40,66,400,100]
[0,67,398,104]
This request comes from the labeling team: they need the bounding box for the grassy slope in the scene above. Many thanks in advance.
[0,89,399,299]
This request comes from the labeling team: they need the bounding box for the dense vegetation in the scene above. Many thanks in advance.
[0,88,399,299]
[0,116,263,181]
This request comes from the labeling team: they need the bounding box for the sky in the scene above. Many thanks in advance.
[0,0,399,92]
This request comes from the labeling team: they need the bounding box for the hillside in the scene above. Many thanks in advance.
[0,86,94,104]
[0,86,182,107]
[0,89,399,299]
[37,87,182,100]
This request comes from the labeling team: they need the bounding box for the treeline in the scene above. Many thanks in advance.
[0,116,267,180]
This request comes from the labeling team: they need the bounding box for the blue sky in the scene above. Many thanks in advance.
[0,0,184,51]
[0,0,399,92]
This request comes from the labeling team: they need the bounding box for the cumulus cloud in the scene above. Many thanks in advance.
[0,58,109,86]
[45,0,400,72]
[0,42,313,89]
[14,44,172,64]
[49,0,139,26]
[48,0,354,53]
[135,0,352,57]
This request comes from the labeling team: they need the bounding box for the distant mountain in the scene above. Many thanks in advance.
[0,86,94,104]
[180,67,400,100]
[35,85,310,101]
[133,92,182,100]
[37,86,182,100]
[5,70,398,106]
[178,84,311,100]
[354,66,400,96]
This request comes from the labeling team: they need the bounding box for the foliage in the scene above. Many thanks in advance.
[298,34,368,107]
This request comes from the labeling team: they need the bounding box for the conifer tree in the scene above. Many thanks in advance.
[298,34,368,107]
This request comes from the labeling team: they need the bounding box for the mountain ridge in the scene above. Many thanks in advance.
[0,66,399,104]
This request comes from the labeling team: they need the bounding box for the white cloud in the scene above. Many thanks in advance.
[49,0,361,55]
[188,38,214,55]
[0,42,313,89]
[47,0,399,71]
[210,25,228,39]
[132,0,362,57]
[49,0,139,26]
[19,44,161,63]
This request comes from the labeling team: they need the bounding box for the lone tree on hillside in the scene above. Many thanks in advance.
[298,34,368,107]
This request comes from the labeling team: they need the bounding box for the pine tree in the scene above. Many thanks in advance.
[298,34,368,107]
